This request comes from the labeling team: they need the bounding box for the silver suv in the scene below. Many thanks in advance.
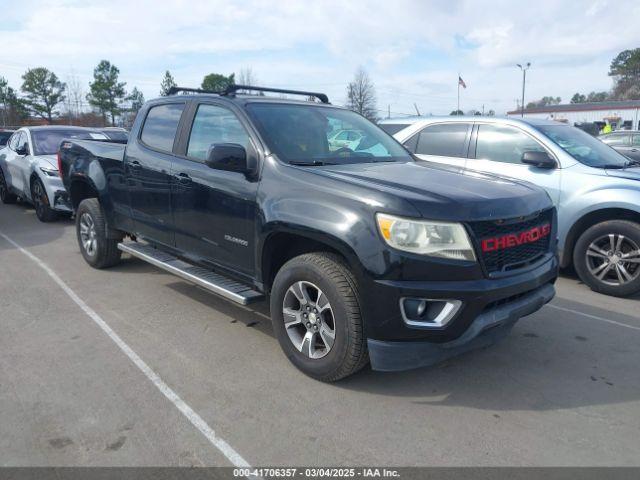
[388,116,640,297]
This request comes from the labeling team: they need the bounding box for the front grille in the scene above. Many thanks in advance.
[468,209,553,274]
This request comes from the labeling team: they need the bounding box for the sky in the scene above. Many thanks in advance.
[0,0,638,117]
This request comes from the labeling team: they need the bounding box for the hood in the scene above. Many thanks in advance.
[605,167,640,181]
[303,160,552,221]
[37,154,58,169]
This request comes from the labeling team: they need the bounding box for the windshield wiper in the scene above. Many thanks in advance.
[625,159,640,168]
[289,160,337,166]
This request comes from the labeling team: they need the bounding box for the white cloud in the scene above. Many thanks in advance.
[0,0,638,115]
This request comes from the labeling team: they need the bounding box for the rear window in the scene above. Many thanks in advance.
[379,123,411,136]
[31,129,107,156]
[140,103,185,153]
[415,123,470,157]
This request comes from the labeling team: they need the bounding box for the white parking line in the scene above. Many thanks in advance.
[0,231,252,468]
[546,303,640,332]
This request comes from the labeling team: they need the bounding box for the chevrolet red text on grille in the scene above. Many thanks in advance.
[481,224,551,252]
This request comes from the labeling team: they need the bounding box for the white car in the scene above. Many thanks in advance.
[0,126,107,222]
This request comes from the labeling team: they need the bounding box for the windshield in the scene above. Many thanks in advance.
[31,129,108,156]
[536,124,631,168]
[245,103,411,165]
[379,123,411,135]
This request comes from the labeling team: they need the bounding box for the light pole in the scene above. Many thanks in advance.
[517,62,531,118]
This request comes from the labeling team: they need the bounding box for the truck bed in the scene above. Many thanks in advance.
[59,139,126,191]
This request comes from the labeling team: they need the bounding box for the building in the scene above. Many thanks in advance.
[507,100,640,131]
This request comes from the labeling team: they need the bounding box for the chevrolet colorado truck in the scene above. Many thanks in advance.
[58,85,558,381]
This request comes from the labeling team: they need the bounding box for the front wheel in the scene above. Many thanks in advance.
[76,198,122,269]
[270,252,368,382]
[573,220,640,297]
[31,177,57,222]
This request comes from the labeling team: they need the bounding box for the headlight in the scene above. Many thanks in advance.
[376,213,476,261]
[40,167,59,177]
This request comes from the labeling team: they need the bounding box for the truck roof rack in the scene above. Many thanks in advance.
[223,85,330,104]
[166,87,222,96]
[167,85,330,104]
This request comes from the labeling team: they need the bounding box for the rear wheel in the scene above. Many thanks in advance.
[31,177,57,222]
[270,252,368,382]
[76,198,122,269]
[0,169,17,204]
[573,220,640,297]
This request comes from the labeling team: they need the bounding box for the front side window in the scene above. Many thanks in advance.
[187,104,250,161]
[415,123,470,158]
[475,124,546,164]
[140,103,185,153]
[246,103,410,165]
[601,133,629,146]
[536,124,630,168]
[632,135,640,147]
[16,132,29,154]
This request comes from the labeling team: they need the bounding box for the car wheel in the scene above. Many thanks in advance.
[0,169,17,204]
[76,198,122,269]
[573,220,640,297]
[270,252,368,382]
[31,177,57,222]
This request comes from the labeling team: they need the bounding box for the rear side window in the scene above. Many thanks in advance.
[415,123,470,157]
[633,135,640,147]
[140,103,185,153]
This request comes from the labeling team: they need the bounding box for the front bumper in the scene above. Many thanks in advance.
[368,282,555,371]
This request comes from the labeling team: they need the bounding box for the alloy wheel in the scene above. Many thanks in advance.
[33,181,46,216]
[586,233,640,286]
[79,213,98,257]
[282,281,336,359]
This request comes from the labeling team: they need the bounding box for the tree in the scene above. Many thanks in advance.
[526,96,561,109]
[586,91,609,102]
[160,70,177,96]
[237,67,258,86]
[449,109,463,116]
[62,71,84,122]
[20,67,66,122]
[346,67,377,121]
[87,60,127,126]
[487,109,495,116]
[127,87,145,113]
[201,73,235,92]
[0,77,28,126]
[609,48,640,100]
[570,93,586,104]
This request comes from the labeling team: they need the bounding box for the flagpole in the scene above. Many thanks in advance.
[457,73,460,114]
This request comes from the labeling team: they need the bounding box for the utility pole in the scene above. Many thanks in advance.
[482,104,485,116]
[413,103,421,116]
[517,62,531,118]
[387,104,390,119]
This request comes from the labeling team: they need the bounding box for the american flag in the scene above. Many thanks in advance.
[458,76,467,89]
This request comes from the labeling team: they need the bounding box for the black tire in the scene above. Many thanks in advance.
[573,220,640,297]
[270,252,368,382]
[0,168,17,204]
[75,198,122,269]
[31,177,57,222]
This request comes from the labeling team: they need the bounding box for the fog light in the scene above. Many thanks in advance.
[400,298,462,328]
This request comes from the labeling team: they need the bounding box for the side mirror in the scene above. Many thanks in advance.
[15,144,29,156]
[205,143,249,173]
[521,150,556,169]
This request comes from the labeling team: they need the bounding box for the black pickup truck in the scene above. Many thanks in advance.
[58,85,558,381]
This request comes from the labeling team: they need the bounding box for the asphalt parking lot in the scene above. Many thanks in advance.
[1,202,639,468]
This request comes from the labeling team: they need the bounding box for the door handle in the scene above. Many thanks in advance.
[129,160,142,171]
[176,172,192,184]
[630,148,639,152]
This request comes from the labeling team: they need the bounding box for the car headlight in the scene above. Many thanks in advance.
[40,166,59,177]
[376,213,476,261]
